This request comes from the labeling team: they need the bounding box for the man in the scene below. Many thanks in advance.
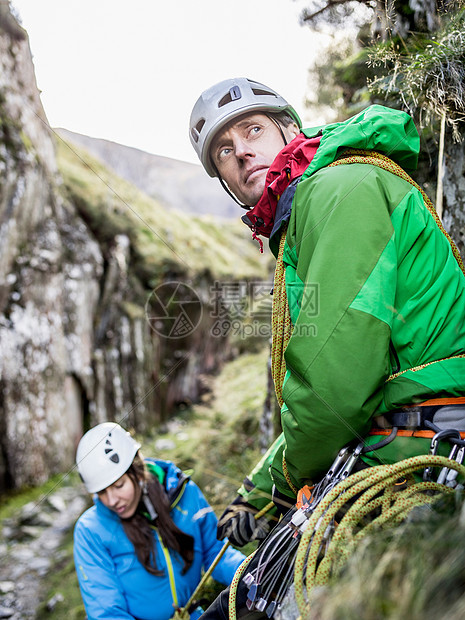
[190,77,465,550]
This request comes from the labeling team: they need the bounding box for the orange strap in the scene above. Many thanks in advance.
[369,429,465,440]
[296,484,314,509]
[405,397,465,407]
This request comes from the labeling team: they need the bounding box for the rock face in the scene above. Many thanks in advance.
[0,14,97,488]
[0,8,268,492]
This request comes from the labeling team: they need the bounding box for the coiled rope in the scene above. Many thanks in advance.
[293,454,465,618]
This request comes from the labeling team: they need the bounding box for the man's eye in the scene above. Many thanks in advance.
[249,126,262,136]
[218,147,231,160]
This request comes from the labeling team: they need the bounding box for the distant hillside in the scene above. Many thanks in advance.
[55,129,238,219]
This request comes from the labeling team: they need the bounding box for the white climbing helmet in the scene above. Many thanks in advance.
[189,77,302,177]
[76,422,141,493]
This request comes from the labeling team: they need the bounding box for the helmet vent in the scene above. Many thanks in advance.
[218,86,242,108]
[104,434,120,463]
[252,87,277,98]
[191,119,205,143]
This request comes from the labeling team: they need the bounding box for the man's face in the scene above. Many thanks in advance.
[210,113,299,206]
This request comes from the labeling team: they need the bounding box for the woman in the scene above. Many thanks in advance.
[74,422,245,620]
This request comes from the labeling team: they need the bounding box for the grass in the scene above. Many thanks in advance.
[147,346,271,513]
[35,527,87,620]
[0,472,77,522]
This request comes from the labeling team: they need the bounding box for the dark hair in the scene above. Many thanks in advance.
[268,111,297,128]
[121,454,194,575]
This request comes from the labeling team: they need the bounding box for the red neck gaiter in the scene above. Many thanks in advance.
[243,133,321,243]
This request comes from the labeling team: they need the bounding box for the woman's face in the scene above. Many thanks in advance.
[98,473,142,519]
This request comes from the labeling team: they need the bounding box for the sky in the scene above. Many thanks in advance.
[10,0,329,164]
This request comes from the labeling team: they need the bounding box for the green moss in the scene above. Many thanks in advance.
[120,300,146,320]
[0,473,78,522]
[20,129,33,153]
[55,138,269,282]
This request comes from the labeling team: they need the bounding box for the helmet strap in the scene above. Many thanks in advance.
[140,481,158,522]
[216,172,251,211]
[267,114,289,148]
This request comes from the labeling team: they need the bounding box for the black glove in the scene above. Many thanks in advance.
[271,484,296,518]
[217,495,271,547]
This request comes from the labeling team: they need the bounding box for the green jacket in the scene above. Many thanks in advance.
[240,105,465,509]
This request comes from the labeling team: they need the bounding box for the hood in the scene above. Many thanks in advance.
[243,105,420,241]
[144,457,190,503]
[301,104,419,181]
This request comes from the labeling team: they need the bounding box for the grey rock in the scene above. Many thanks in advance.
[0,582,14,595]
[18,525,45,541]
[155,438,176,451]
[45,494,67,513]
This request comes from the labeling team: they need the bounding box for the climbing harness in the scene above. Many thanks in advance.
[227,431,465,619]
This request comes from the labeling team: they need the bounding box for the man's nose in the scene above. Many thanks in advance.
[234,138,255,160]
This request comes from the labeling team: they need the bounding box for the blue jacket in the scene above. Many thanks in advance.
[74,459,245,620]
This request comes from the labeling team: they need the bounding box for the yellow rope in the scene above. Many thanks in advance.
[271,150,464,402]
[282,452,300,496]
[264,151,465,596]
[271,225,293,409]
[270,150,465,409]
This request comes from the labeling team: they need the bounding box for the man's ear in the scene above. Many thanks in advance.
[286,122,300,141]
